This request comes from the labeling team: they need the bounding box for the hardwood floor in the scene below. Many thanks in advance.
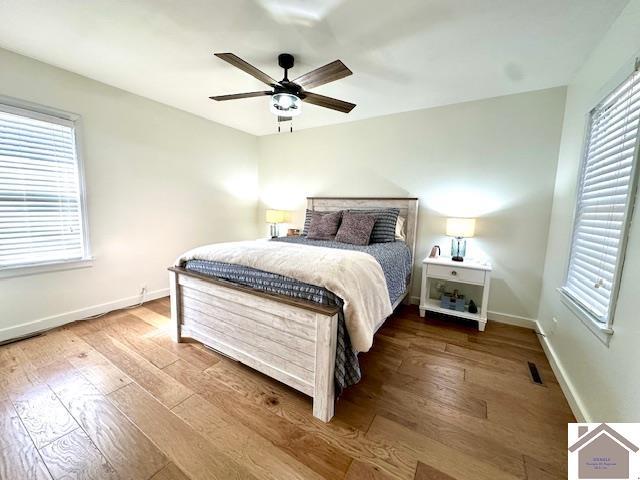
[0,299,573,479]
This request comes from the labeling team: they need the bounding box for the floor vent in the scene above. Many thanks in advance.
[528,361,543,385]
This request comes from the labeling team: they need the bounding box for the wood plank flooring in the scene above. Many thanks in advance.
[0,299,573,479]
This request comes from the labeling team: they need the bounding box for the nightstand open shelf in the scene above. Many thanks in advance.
[419,256,492,331]
[422,297,483,322]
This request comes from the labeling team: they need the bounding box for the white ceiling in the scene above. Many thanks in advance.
[0,0,629,136]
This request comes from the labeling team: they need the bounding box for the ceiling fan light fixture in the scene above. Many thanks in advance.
[270,93,301,116]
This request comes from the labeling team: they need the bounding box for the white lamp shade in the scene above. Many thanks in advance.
[446,218,476,238]
[265,209,290,224]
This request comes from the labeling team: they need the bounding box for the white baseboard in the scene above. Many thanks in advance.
[408,295,536,330]
[486,310,537,329]
[0,288,169,344]
[535,321,589,422]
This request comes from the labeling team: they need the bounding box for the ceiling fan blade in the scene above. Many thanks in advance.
[214,53,280,87]
[292,60,352,90]
[302,92,356,113]
[209,91,272,101]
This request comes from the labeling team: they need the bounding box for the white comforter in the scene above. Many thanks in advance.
[176,240,392,352]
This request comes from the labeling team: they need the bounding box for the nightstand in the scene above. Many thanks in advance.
[419,256,492,331]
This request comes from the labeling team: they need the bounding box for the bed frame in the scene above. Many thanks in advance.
[168,197,418,422]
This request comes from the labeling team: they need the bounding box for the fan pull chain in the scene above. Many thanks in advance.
[276,117,294,133]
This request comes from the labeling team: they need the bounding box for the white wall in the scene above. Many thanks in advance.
[0,48,259,341]
[258,87,566,323]
[537,0,640,421]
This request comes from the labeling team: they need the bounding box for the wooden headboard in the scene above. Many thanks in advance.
[307,197,419,305]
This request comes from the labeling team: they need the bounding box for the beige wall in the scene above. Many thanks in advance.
[0,48,259,341]
[258,87,566,322]
[537,0,640,421]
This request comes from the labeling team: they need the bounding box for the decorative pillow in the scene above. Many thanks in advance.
[307,211,343,240]
[302,209,314,235]
[347,208,400,243]
[335,212,376,245]
[303,209,344,236]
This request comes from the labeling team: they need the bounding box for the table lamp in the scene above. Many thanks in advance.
[265,209,290,238]
[446,217,475,262]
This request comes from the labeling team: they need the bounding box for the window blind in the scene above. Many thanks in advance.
[0,105,87,269]
[563,67,640,324]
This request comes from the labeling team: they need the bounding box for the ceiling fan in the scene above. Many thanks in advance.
[209,53,356,123]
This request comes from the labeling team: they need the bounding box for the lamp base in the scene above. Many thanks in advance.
[450,237,467,261]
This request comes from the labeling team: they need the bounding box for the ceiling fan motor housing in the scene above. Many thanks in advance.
[274,82,303,97]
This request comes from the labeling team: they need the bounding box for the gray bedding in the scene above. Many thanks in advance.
[183,236,412,393]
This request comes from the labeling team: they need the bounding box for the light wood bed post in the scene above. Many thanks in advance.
[169,270,182,343]
[312,312,338,422]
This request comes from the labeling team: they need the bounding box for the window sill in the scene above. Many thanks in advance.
[0,258,93,279]
[557,287,613,346]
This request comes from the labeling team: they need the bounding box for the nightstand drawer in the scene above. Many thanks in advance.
[426,264,486,285]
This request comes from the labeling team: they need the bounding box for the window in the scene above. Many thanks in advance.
[561,65,640,333]
[0,102,90,273]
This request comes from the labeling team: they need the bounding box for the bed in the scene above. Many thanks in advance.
[168,197,418,421]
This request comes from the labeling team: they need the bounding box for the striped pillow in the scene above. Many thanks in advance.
[302,209,314,235]
[347,208,400,243]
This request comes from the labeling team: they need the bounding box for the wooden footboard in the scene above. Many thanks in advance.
[168,267,340,422]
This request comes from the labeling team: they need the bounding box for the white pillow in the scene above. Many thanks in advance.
[395,216,406,241]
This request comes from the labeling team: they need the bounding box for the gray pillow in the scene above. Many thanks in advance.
[347,208,400,243]
[335,212,376,245]
[307,211,343,240]
[303,209,343,236]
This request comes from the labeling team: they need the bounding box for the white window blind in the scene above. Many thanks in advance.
[562,67,640,326]
[0,104,89,270]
